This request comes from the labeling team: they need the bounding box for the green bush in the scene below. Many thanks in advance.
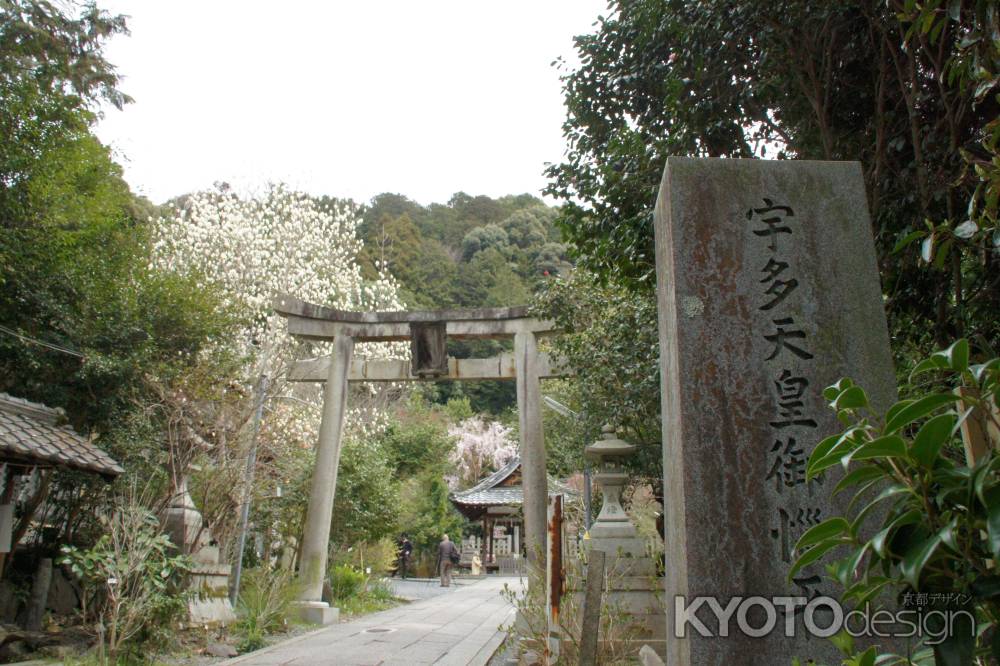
[329,564,365,601]
[60,490,190,665]
[366,577,395,602]
[792,340,1000,665]
[330,538,397,577]
[235,567,300,652]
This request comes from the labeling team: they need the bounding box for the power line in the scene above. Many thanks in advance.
[0,324,85,359]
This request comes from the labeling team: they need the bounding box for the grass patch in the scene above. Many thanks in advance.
[332,574,403,618]
[336,593,402,617]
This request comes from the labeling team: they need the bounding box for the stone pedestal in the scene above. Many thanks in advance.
[297,600,339,625]
[189,561,237,625]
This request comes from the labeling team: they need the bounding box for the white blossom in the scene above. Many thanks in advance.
[151,183,405,440]
[447,417,518,489]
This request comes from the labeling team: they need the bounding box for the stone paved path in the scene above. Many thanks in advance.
[220,576,522,666]
[387,576,479,601]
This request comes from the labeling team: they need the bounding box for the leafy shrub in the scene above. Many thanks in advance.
[334,577,399,618]
[330,538,397,577]
[60,489,190,665]
[366,577,395,602]
[235,567,300,653]
[329,564,365,601]
[792,340,999,665]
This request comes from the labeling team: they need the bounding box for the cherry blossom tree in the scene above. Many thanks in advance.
[447,417,518,489]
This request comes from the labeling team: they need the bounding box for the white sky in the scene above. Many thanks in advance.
[94,1,608,206]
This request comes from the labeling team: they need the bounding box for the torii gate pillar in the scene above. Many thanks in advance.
[515,330,547,570]
[297,335,353,622]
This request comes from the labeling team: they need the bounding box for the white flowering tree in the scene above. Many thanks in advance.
[150,183,405,557]
[447,417,518,489]
[152,183,403,371]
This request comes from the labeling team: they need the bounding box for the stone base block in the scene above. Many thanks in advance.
[189,597,237,625]
[585,536,647,558]
[297,601,339,625]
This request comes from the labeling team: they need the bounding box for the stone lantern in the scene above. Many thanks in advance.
[586,424,637,541]
[580,425,666,657]
[162,477,236,625]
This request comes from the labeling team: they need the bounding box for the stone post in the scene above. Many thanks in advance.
[653,158,896,664]
[514,330,547,573]
[297,334,353,624]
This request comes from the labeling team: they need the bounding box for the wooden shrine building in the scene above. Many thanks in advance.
[450,457,574,572]
[0,393,123,573]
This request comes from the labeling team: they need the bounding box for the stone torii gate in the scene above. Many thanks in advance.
[274,295,567,623]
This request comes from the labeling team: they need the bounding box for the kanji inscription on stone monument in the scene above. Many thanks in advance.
[653,158,896,666]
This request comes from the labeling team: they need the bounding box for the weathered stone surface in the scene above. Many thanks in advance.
[296,600,339,625]
[45,569,79,615]
[654,158,896,665]
[515,331,547,568]
[288,352,570,383]
[298,335,353,603]
[207,642,239,658]
[640,644,666,666]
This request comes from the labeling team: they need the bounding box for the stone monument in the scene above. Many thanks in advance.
[653,158,896,665]
[162,478,236,625]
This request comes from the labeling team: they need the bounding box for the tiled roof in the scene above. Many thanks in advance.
[452,486,526,507]
[452,456,522,504]
[450,457,576,510]
[0,394,124,478]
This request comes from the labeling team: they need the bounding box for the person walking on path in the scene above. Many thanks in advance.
[436,534,460,587]
[397,534,413,579]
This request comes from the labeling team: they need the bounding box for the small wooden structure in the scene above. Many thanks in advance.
[0,393,123,480]
[0,393,122,599]
[0,393,123,554]
[450,457,574,572]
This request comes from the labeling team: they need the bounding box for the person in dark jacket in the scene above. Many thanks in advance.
[435,534,460,587]
[397,534,413,579]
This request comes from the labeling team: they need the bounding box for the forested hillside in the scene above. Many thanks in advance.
[354,192,569,310]
[337,192,570,415]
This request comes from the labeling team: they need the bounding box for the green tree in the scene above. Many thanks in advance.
[360,213,423,282]
[461,224,510,261]
[376,409,455,479]
[1,0,129,222]
[358,212,462,308]
[0,0,241,565]
[360,193,428,239]
[500,206,553,250]
[397,471,465,556]
[456,247,529,307]
[546,0,1000,358]
[533,271,662,488]
[329,438,401,546]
